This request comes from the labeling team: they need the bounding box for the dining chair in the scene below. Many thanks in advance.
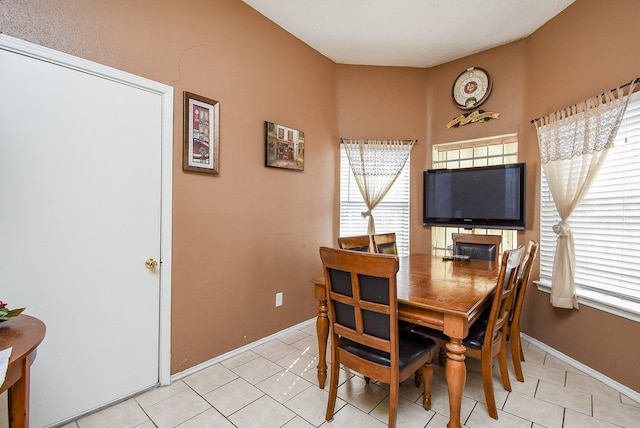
[372,232,398,255]
[319,247,436,428]
[337,235,371,252]
[509,240,539,382]
[452,233,502,263]
[412,245,525,419]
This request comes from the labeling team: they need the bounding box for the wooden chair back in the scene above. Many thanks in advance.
[319,247,435,427]
[337,235,371,252]
[372,232,398,255]
[484,246,524,352]
[321,247,398,358]
[410,245,524,420]
[452,233,502,262]
[510,240,539,382]
[471,245,524,418]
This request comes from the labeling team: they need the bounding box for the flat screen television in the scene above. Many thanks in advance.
[423,163,525,230]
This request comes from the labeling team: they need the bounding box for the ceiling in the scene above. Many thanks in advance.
[242,0,575,68]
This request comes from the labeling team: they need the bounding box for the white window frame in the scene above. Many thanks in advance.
[537,92,640,322]
[339,144,411,256]
[431,134,519,256]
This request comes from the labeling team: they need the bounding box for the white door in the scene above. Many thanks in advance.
[0,36,173,427]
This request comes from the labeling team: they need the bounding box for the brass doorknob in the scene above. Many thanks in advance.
[145,258,158,269]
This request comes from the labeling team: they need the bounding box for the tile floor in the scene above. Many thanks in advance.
[54,323,639,428]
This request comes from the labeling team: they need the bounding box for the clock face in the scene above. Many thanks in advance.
[452,68,492,110]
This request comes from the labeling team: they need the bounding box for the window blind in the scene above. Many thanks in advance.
[540,92,640,303]
[339,145,411,256]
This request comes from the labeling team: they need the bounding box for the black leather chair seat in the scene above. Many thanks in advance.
[410,316,498,351]
[339,332,435,369]
[462,319,489,349]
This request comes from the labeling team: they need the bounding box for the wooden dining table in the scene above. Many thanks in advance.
[312,253,499,428]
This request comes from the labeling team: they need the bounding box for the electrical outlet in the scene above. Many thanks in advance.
[275,292,283,307]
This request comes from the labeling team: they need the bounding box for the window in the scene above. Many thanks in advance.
[339,145,410,256]
[431,134,519,256]
[539,92,640,318]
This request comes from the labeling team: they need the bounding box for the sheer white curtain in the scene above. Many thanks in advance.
[341,139,415,234]
[534,82,635,309]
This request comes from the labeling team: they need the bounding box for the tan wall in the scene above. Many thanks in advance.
[1,0,338,374]
[2,0,638,390]
[425,40,535,240]
[335,65,431,253]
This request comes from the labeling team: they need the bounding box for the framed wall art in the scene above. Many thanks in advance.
[265,121,304,171]
[183,91,220,174]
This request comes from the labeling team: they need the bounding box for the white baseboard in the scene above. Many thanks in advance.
[521,333,640,404]
[171,318,316,382]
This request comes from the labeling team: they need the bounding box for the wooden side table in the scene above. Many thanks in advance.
[0,315,46,428]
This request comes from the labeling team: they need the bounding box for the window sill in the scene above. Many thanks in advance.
[534,280,640,322]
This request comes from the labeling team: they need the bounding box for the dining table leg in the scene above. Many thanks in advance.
[315,296,329,389]
[445,338,467,428]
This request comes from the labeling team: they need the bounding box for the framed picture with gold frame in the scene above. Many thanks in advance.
[265,121,304,171]
[183,91,220,174]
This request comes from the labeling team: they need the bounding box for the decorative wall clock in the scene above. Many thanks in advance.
[452,67,492,110]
